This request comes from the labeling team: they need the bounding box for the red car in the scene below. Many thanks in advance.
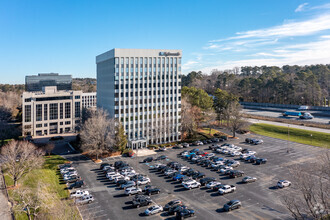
[201,152,209,157]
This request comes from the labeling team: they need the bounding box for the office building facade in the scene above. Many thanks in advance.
[82,92,97,108]
[96,49,182,149]
[22,86,82,136]
[25,73,72,92]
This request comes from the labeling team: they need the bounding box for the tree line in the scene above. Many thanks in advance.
[182,64,330,106]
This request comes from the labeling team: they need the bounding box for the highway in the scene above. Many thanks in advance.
[242,108,330,124]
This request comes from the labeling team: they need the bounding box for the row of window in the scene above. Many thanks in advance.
[115,57,181,66]
[115,67,181,74]
[36,121,71,128]
[117,112,181,119]
[24,102,80,122]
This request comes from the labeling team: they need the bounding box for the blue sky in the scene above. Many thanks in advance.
[1,0,330,84]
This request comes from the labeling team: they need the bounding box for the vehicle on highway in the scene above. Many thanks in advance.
[68,180,84,189]
[300,112,314,119]
[298,105,309,110]
[183,181,201,190]
[143,157,153,163]
[218,185,236,195]
[75,195,94,205]
[282,111,302,117]
[242,176,257,183]
[70,190,89,198]
[199,177,216,186]
[145,187,160,195]
[176,208,195,219]
[125,187,142,195]
[144,205,163,216]
[164,199,182,211]
[277,180,291,188]
[223,200,241,211]
[132,195,152,208]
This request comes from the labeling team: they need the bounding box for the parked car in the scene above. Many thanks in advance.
[223,200,241,211]
[100,163,110,170]
[164,199,182,211]
[156,155,168,160]
[242,176,257,183]
[182,143,190,148]
[50,136,63,141]
[121,181,136,189]
[75,195,94,205]
[145,187,161,195]
[176,208,195,219]
[218,185,236,195]
[206,181,222,189]
[70,190,89,198]
[144,205,163,216]
[229,170,244,178]
[183,181,201,190]
[125,187,142,196]
[68,180,84,189]
[132,195,152,208]
[143,157,153,163]
[159,146,167,151]
[192,172,205,180]
[200,177,216,186]
[255,158,267,165]
[167,205,186,215]
[137,177,151,185]
[277,180,291,188]
[65,175,81,183]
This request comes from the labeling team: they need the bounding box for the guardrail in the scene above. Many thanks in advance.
[240,102,330,111]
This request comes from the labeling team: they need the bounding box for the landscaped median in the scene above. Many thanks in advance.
[250,123,330,148]
[3,155,81,220]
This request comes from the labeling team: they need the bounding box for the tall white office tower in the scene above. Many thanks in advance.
[96,49,182,149]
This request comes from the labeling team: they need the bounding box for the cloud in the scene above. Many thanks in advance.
[210,14,330,42]
[295,3,308,12]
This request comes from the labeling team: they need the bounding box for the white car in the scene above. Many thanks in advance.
[70,190,89,198]
[63,171,78,178]
[230,151,242,156]
[246,151,256,155]
[106,171,119,178]
[121,169,136,176]
[137,177,151,185]
[191,155,202,161]
[277,180,291,188]
[178,166,189,172]
[206,181,222,189]
[144,205,163,215]
[75,195,94,205]
[206,153,215,158]
[102,165,115,171]
[228,161,240,167]
[60,167,76,174]
[109,174,123,181]
[183,181,201,190]
[115,176,130,183]
[164,169,176,176]
[240,154,251,160]
[121,181,136,189]
[154,163,164,169]
[218,185,236,195]
[182,179,195,185]
[219,166,233,173]
[125,172,138,178]
[125,187,142,195]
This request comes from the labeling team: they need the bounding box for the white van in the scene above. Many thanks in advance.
[298,106,309,110]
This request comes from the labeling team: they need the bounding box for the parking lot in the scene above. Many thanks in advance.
[68,134,327,220]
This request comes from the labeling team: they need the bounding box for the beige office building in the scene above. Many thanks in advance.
[22,86,82,136]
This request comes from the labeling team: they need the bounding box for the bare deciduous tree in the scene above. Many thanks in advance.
[0,140,44,186]
[181,98,197,138]
[12,187,41,220]
[80,109,116,160]
[224,102,246,137]
[283,152,329,219]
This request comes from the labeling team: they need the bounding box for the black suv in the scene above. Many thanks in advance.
[168,205,186,215]
[229,170,244,178]
[176,209,195,218]
[132,195,152,208]
[68,180,84,189]
[192,172,205,180]
[143,157,153,163]
[145,188,161,195]
[164,199,182,211]
[255,158,267,165]
[200,177,216,186]
[100,163,110,170]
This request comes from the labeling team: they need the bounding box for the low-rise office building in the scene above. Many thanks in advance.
[82,92,97,108]
[22,86,82,136]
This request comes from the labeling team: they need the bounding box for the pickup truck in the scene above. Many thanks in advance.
[218,185,236,195]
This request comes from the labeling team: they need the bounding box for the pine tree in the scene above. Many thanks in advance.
[115,123,128,153]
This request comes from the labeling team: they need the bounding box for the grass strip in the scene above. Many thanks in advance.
[249,123,330,148]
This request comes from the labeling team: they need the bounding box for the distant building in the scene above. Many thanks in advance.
[25,73,72,92]
[22,86,82,136]
[82,92,97,108]
[96,48,182,149]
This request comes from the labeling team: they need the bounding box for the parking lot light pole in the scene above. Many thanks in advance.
[310,134,313,146]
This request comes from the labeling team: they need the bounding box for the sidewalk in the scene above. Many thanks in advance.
[248,119,330,134]
[0,171,12,220]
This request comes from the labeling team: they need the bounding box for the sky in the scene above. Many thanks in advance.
[1,0,330,84]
